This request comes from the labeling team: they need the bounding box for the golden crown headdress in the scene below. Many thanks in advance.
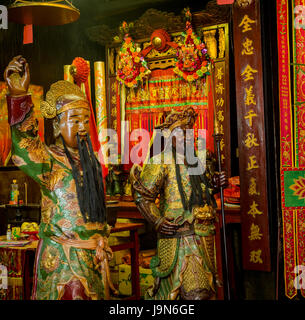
[40,80,88,119]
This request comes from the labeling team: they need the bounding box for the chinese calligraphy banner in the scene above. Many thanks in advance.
[278,0,305,299]
[278,2,294,168]
[213,60,230,170]
[109,76,119,144]
[281,167,305,298]
[293,1,305,168]
[277,0,296,299]
[233,0,271,271]
[203,23,231,176]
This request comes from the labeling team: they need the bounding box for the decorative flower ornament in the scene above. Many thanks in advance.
[290,176,305,200]
[116,21,150,88]
[70,57,90,85]
[173,8,211,82]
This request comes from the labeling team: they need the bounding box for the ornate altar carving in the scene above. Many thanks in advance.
[86,1,230,46]
[218,28,225,59]
[140,29,178,70]
[203,29,218,60]
[102,3,232,175]
[236,0,253,8]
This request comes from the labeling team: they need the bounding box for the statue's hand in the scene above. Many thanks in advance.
[4,55,30,96]
[212,171,228,190]
[215,275,223,288]
[156,217,179,236]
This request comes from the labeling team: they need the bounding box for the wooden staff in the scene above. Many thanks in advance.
[210,64,231,300]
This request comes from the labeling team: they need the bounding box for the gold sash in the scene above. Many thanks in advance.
[51,236,118,300]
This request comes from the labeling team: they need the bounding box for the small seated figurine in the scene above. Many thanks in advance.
[106,163,124,198]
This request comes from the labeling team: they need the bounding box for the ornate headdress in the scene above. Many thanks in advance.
[116,21,150,88]
[40,80,89,119]
[173,8,211,83]
[155,106,198,132]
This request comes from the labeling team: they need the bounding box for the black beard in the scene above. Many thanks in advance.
[61,134,106,223]
[173,142,215,212]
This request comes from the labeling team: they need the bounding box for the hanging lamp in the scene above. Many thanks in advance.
[8,0,80,26]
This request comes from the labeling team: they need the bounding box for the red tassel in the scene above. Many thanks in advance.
[23,25,33,44]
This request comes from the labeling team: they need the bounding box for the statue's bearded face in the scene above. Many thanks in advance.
[171,124,195,155]
[58,107,90,149]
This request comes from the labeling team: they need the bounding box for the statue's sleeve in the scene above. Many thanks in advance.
[7,95,52,185]
[130,161,166,229]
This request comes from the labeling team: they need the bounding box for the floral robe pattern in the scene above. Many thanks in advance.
[10,101,109,300]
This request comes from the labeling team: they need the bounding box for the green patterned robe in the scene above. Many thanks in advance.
[10,103,109,300]
[133,151,217,300]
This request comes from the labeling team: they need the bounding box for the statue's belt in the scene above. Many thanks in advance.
[50,235,118,298]
[51,235,108,251]
[159,222,195,239]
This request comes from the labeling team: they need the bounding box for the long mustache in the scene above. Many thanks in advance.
[61,133,106,223]
[173,141,215,212]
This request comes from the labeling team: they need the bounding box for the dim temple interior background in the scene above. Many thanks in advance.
[0,0,303,301]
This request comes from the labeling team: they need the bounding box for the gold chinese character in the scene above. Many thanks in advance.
[111,95,116,105]
[239,15,256,33]
[217,110,224,122]
[249,249,263,264]
[242,37,254,55]
[216,67,224,80]
[158,87,165,100]
[171,86,179,99]
[113,119,117,130]
[247,201,263,218]
[220,138,225,151]
[216,83,225,94]
[247,155,259,170]
[244,133,259,149]
[248,223,263,241]
[216,98,224,108]
[111,82,117,92]
[244,85,256,106]
[164,86,171,100]
[244,109,258,127]
[151,87,158,99]
[249,177,260,196]
[111,107,117,117]
[219,124,224,135]
[241,64,258,81]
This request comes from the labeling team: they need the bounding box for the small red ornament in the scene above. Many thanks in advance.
[71,57,90,84]
[217,0,234,4]
[23,24,33,44]
[150,29,171,52]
